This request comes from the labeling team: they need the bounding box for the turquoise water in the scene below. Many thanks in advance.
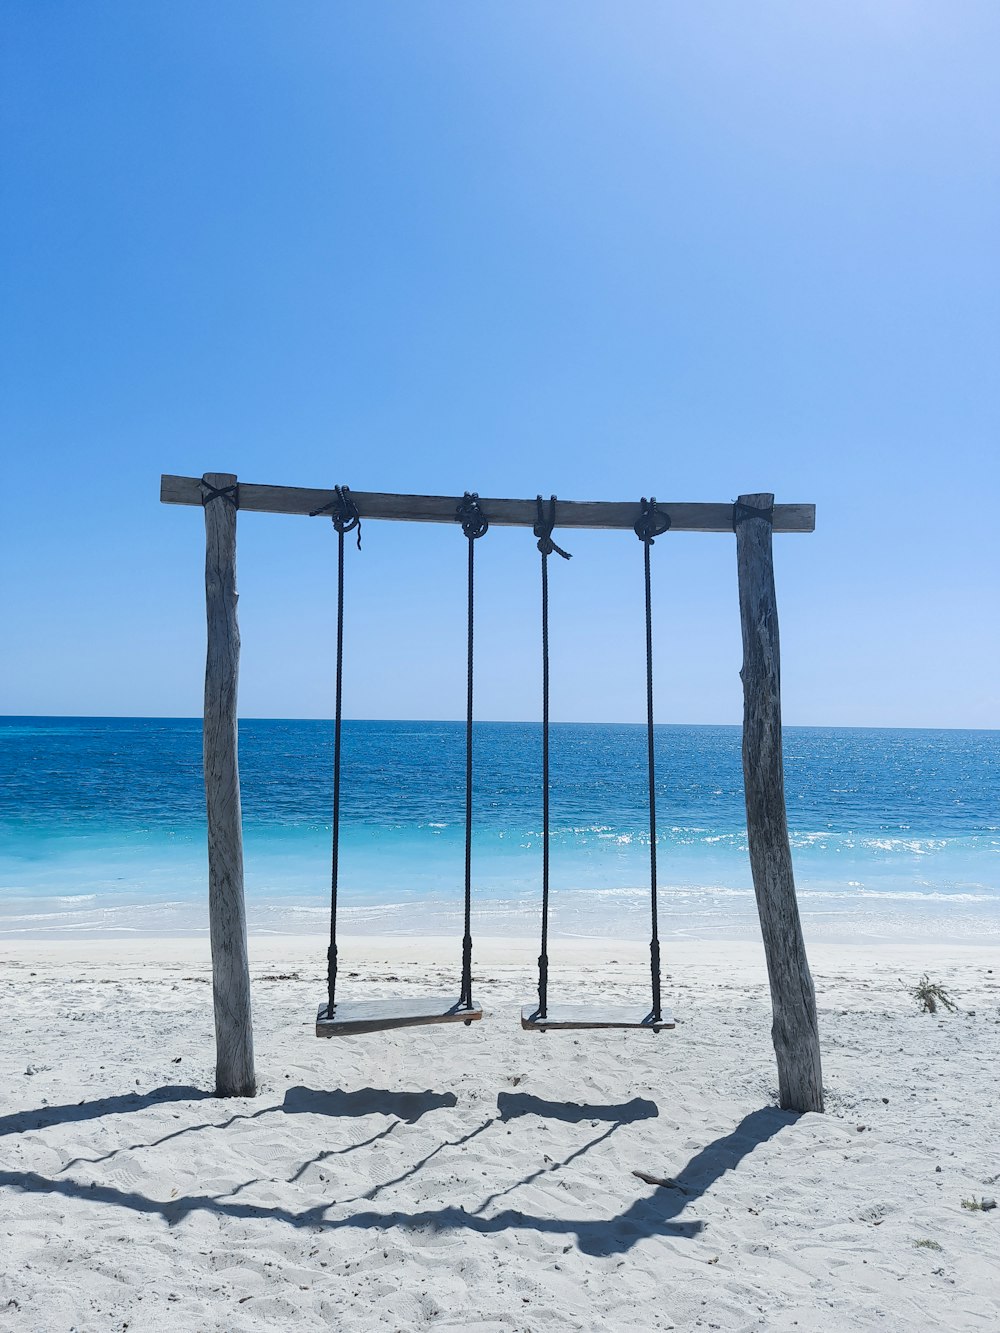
[1,717,997,942]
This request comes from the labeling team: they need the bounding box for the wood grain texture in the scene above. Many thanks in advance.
[315,998,483,1036]
[203,473,256,1098]
[736,492,823,1114]
[162,475,815,533]
[520,1004,675,1031]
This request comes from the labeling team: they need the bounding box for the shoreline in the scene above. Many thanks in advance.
[3,932,996,978]
[4,889,999,949]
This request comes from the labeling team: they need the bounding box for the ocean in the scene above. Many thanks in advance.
[1,717,997,943]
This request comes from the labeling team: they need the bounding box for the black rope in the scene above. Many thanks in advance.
[732,498,773,530]
[534,497,571,1018]
[456,490,489,540]
[533,494,573,561]
[456,493,488,1011]
[311,485,362,549]
[201,482,239,508]
[634,497,668,1023]
[633,495,670,544]
[324,522,347,1016]
[314,484,361,1019]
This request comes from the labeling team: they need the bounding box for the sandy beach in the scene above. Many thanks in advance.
[1,935,997,1331]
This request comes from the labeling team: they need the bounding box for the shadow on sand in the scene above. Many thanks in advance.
[0,1085,213,1139]
[497,1092,658,1123]
[1,1082,796,1253]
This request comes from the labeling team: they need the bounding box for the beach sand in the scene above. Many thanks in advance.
[1,936,997,1331]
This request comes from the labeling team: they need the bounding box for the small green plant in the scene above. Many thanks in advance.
[913,1238,943,1251]
[902,974,958,1014]
[962,1197,985,1211]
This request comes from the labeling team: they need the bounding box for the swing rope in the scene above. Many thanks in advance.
[634,496,670,1023]
[534,495,571,1018]
[456,492,489,1010]
[312,486,362,1019]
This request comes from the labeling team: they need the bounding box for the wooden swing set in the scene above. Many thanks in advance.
[161,473,824,1115]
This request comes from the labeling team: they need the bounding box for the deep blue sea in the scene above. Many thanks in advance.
[1,717,997,942]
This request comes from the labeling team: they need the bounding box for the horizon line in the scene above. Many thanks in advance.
[1,714,997,734]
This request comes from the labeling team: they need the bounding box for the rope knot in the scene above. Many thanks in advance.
[310,485,362,548]
[634,496,670,545]
[201,481,238,508]
[533,495,572,559]
[456,491,489,540]
[732,499,774,530]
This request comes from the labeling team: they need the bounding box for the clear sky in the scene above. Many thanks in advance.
[2,3,997,726]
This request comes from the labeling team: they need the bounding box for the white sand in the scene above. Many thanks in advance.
[1,935,998,1331]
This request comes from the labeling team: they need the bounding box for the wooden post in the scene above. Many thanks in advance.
[202,472,256,1097]
[735,492,823,1114]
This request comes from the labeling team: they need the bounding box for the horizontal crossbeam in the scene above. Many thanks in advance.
[160,475,815,533]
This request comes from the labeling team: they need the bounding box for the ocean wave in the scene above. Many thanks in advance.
[861,837,950,854]
[797,887,999,904]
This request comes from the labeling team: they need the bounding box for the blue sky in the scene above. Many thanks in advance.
[2,3,997,726]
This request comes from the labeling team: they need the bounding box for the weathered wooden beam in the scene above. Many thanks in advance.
[735,491,824,1114]
[202,472,256,1098]
[161,474,815,534]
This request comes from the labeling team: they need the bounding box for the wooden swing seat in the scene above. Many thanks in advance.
[520,1003,675,1032]
[316,997,483,1037]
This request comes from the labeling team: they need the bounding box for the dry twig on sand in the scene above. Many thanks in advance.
[902,974,958,1014]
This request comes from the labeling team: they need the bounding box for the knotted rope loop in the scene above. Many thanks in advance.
[732,499,774,530]
[533,495,572,560]
[310,485,362,549]
[201,481,239,508]
[633,496,670,545]
[456,491,489,540]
